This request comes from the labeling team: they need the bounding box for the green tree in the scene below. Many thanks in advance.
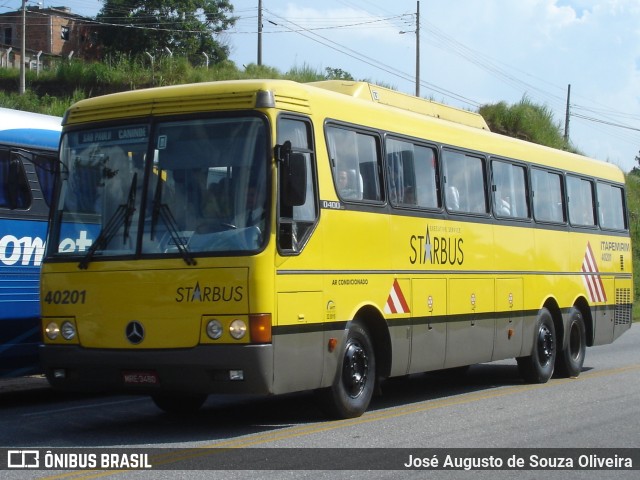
[325,67,354,80]
[96,0,237,64]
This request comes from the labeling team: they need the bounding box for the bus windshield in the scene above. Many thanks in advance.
[50,115,269,263]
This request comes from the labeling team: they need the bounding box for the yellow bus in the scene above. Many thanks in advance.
[40,80,633,418]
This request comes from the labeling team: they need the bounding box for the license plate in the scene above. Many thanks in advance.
[122,371,159,385]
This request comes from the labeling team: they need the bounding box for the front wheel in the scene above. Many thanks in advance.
[317,323,376,419]
[555,308,586,378]
[517,308,556,383]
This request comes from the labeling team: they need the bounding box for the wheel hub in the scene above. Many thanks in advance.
[342,340,369,398]
[537,324,554,365]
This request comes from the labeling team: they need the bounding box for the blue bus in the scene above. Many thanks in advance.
[0,107,61,377]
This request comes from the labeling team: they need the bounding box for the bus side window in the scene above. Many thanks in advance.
[597,182,627,230]
[414,145,439,208]
[387,148,416,206]
[386,138,439,209]
[327,125,382,203]
[359,160,380,201]
[328,127,361,200]
[32,154,57,207]
[0,150,32,210]
[491,159,529,219]
[443,149,487,214]
[357,134,382,201]
[532,168,565,223]
[0,149,11,208]
[567,175,596,227]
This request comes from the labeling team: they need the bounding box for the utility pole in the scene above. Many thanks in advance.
[400,1,420,96]
[20,0,26,94]
[564,84,571,142]
[257,0,263,66]
[415,1,420,97]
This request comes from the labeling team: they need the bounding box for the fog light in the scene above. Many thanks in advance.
[45,322,60,340]
[206,319,223,340]
[229,369,244,381]
[229,319,247,340]
[60,321,76,340]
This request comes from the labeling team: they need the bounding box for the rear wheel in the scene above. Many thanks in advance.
[555,308,586,378]
[517,308,556,383]
[317,323,376,419]
[151,393,207,414]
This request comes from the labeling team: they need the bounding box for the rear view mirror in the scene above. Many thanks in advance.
[282,152,307,207]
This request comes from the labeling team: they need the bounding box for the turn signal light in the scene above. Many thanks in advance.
[250,314,272,344]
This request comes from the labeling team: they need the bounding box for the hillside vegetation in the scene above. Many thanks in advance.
[0,57,339,116]
[625,172,640,317]
[1,58,638,313]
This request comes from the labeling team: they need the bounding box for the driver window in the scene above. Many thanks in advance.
[277,116,317,253]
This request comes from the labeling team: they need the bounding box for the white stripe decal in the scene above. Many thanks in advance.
[581,242,606,303]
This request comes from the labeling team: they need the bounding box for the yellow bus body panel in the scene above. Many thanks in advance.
[41,261,250,349]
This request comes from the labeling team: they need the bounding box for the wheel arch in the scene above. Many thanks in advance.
[542,297,564,349]
[572,295,594,347]
[352,304,392,381]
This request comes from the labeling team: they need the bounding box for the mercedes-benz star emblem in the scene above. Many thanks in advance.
[125,321,145,345]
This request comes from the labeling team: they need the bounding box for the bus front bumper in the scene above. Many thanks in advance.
[39,344,274,395]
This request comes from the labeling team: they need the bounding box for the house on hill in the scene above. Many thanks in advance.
[0,5,98,70]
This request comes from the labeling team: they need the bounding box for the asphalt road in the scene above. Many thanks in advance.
[1,325,639,479]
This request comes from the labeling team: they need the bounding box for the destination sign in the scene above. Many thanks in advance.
[74,126,149,146]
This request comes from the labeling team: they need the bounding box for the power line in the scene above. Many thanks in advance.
[571,113,640,132]
[3,0,640,154]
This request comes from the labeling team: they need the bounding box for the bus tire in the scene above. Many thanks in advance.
[517,308,556,384]
[151,393,207,414]
[555,308,586,378]
[318,323,376,419]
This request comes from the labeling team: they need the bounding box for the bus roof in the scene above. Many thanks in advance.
[0,107,62,132]
[310,80,490,131]
[61,79,489,130]
[0,128,61,150]
[0,108,62,150]
[60,79,624,181]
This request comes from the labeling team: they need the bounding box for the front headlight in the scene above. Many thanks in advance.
[206,319,223,340]
[60,321,76,340]
[45,322,60,340]
[229,319,247,340]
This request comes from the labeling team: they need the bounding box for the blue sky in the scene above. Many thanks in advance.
[2,0,640,172]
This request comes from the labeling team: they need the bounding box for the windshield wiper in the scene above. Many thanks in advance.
[150,172,197,266]
[78,173,138,270]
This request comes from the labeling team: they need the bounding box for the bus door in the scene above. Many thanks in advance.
[445,278,495,368]
[273,116,324,392]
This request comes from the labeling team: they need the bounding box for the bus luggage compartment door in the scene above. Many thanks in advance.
[445,278,495,368]
[273,291,323,393]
